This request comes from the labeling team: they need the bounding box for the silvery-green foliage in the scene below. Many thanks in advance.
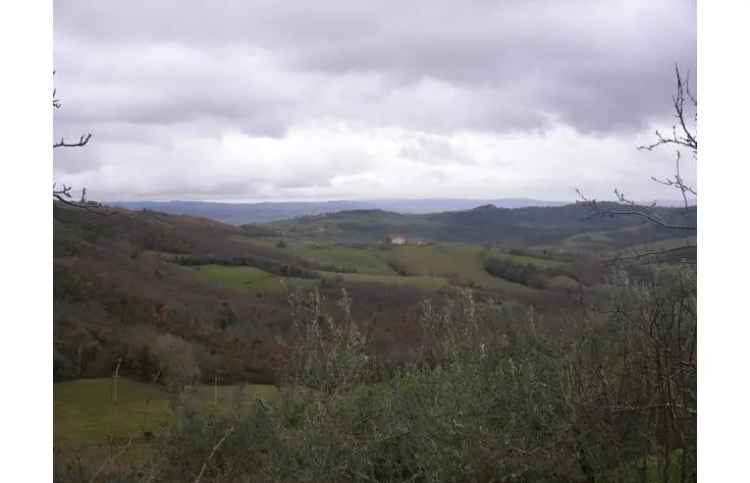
[88,267,696,482]
[286,288,371,393]
[150,333,201,392]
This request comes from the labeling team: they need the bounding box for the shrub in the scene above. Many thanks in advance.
[386,258,410,276]
[150,333,202,391]
[69,266,696,482]
[285,288,371,393]
[483,256,548,288]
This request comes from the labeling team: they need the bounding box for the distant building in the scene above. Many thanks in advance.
[387,234,407,245]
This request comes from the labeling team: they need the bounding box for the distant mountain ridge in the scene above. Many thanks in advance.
[111,198,569,225]
[269,202,696,247]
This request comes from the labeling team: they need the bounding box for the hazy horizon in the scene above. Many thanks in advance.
[110,196,695,207]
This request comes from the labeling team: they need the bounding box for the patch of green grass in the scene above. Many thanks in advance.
[487,251,570,270]
[229,235,285,252]
[226,239,548,293]
[231,236,395,274]
[54,378,279,444]
[294,244,395,274]
[54,378,172,443]
[386,244,537,292]
[321,271,450,290]
[544,274,581,291]
[562,231,613,246]
[386,244,462,275]
[184,383,280,407]
[192,264,318,294]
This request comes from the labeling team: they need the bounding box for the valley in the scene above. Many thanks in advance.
[53,201,696,479]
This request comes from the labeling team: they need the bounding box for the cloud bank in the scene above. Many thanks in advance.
[54,0,696,202]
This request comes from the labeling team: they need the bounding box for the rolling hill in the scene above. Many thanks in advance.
[266,203,696,249]
[110,198,568,224]
[53,200,694,389]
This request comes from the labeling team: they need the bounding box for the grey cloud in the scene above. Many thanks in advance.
[399,135,479,166]
[53,0,696,201]
[55,0,695,135]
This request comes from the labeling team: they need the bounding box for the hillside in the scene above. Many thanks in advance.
[53,205,450,385]
[267,203,696,249]
[54,201,696,480]
[110,198,568,225]
[54,201,694,388]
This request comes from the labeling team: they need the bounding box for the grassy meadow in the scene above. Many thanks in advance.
[218,236,572,294]
[55,378,278,445]
[191,264,319,294]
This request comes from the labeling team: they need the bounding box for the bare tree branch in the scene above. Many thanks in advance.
[650,151,697,210]
[193,426,235,483]
[603,244,696,266]
[53,72,114,216]
[87,437,133,483]
[54,133,92,149]
[576,64,697,235]
[576,188,695,231]
[637,64,697,157]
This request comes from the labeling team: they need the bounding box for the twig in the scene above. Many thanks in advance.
[576,65,697,233]
[54,133,92,149]
[576,188,695,231]
[53,72,112,215]
[53,183,116,215]
[194,426,235,483]
[604,244,696,265]
[88,437,133,483]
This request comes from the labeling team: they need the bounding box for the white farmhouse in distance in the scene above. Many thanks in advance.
[387,234,407,245]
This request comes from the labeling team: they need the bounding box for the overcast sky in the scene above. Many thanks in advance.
[54,0,696,202]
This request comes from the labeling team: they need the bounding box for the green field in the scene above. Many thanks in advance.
[322,271,450,290]
[54,378,279,444]
[55,378,171,444]
[192,264,319,294]
[560,230,613,250]
[231,236,397,274]
[486,251,570,270]
[295,244,396,274]
[385,244,544,291]
[222,238,567,292]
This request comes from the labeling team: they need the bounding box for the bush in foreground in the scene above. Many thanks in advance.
[55,267,696,483]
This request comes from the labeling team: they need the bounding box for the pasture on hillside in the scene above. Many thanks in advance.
[191,264,319,294]
[225,237,576,293]
[55,378,279,447]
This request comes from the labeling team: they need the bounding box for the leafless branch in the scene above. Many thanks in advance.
[603,244,696,266]
[52,70,62,109]
[636,64,697,219]
[650,151,697,210]
[609,402,696,416]
[53,72,113,216]
[88,437,133,483]
[54,133,92,149]
[575,188,695,231]
[53,183,115,216]
[193,426,235,483]
[637,64,697,157]
[576,65,697,234]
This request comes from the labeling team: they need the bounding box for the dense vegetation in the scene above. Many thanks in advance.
[56,269,696,482]
[267,203,696,249]
[53,202,696,482]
